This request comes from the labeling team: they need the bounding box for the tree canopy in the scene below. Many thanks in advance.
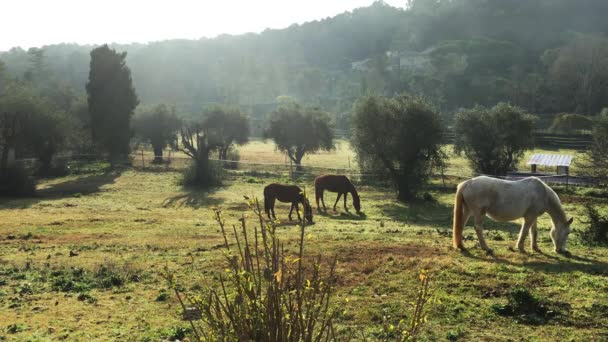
[86,45,139,163]
[3,1,608,120]
[351,94,444,201]
[133,104,180,163]
[202,106,250,161]
[454,103,536,175]
[265,103,333,171]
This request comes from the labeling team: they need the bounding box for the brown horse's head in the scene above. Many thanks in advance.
[303,199,314,224]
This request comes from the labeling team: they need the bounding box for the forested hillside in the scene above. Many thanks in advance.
[2,0,608,123]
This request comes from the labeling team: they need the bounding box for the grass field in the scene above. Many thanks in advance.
[1,141,607,341]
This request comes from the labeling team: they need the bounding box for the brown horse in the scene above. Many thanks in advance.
[263,183,313,223]
[314,175,361,214]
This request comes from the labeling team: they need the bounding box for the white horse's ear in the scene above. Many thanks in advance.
[567,217,574,225]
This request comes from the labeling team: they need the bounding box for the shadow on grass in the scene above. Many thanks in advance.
[460,248,608,276]
[0,170,122,209]
[40,171,122,198]
[381,200,453,227]
[317,210,367,221]
[382,199,523,234]
[162,187,223,209]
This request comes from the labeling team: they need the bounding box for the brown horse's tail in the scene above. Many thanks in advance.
[453,181,468,250]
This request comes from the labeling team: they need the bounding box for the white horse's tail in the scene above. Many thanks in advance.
[453,181,468,249]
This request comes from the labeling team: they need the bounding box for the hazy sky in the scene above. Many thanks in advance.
[1,0,405,51]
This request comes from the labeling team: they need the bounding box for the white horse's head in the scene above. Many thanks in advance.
[551,217,573,253]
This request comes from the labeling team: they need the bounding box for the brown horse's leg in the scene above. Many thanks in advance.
[288,203,294,221]
[333,193,342,211]
[343,192,349,212]
[315,187,321,210]
[321,191,327,211]
[295,202,301,221]
[271,198,277,220]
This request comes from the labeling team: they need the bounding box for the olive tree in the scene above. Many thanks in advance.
[265,103,333,172]
[454,103,535,176]
[351,94,445,201]
[179,121,219,187]
[202,105,249,161]
[133,104,181,163]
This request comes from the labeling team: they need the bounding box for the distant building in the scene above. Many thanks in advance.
[351,50,434,74]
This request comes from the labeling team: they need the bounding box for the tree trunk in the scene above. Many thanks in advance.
[38,154,52,177]
[219,147,228,161]
[294,157,304,173]
[194,148,213,186]
[0,144,9,177]
[397,179,415,202]
[152,145,164,164]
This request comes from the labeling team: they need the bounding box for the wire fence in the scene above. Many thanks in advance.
[12,150,599,189]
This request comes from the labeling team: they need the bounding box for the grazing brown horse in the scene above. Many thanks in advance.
[314,175,361,214]
[263,183,313,223]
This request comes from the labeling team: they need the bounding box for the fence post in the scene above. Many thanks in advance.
[141,149,145,169]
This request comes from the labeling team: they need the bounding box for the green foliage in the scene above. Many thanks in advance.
[579,204,608,246]
[5,323,27,334]
[548,34,608,114]
[379,271,435,341]
[583,110,608,182]
[179,160,224,187]
[179,122,224,187]
[165,201,338,341]
[133,104,180,163]
[86,45,139,163]
[454,103,535,175]
[549,113,594,133]
[351,94,444,201]
[265,103,334,170]
[202,105,249,160]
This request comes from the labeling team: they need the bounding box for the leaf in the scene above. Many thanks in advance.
[275,269,282,284]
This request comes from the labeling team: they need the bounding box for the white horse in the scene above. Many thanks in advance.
[453,176,573,254]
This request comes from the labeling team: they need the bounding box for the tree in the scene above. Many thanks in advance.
[549,113,594,134]
[548,34,608,114]
[454,103,535,176]
[86,45,139,163]
[582,109,608,183]
[265,103,334,172]
[351,94,445,201]
[22,109,68,176]
[179,121,219,187]
[202,105,249,161]
[0,84,40,173]
[133,104,181,163]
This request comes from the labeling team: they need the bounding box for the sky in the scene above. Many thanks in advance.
[0,0,406,51]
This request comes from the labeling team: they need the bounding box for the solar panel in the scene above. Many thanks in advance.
[527,154,573,167]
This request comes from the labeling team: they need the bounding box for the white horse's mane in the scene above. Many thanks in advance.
[541,180,567,224]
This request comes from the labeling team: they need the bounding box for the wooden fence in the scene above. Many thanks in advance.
[441,132,592,150]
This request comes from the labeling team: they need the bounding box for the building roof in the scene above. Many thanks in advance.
[527,154,573,167]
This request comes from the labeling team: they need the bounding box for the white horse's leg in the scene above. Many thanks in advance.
[529,219,541,253]
[473,214,492,253]
[516,219,534,252]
